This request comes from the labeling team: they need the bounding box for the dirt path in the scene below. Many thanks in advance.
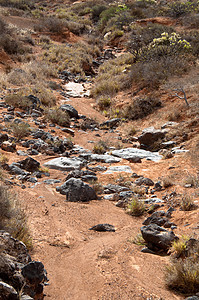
[17,176,183,300]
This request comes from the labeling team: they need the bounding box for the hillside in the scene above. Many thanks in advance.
[0,0,198,299]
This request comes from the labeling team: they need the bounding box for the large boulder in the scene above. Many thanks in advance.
[141,224,178,251]
[60,104,79,119]
[0,281,18,300]
[22,261,47,285]
[137,127,166,149]
[18,157,40,172]
[134,177,154,186]
[56,178,97,202]
[44,157,84,171]
[0,231,47,299]
[112,148,162,162]
[100,118,121,128]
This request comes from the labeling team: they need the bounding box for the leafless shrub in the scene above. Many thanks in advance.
[123,96,161,120]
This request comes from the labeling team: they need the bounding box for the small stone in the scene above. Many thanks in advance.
[89,224,115,232]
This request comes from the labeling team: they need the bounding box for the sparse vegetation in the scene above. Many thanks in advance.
[183,174,199,188]
[93,140,109,154]
[171,235,189,258]
[5,94,32,109]
[45,107,70,127]
[91,181,104,195]
[10,122,31,141]
[123,96,161,120]
[180,194,196,211]
[0,184,32,249]
[162,176,174,188]
[127,196,145,216]
[132,233,146,246]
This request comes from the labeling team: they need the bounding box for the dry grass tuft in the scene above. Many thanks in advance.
[180,194,196,211]
[93,140,109,154]
[127,196,145,216]
[45,107,70,127]
[0,184,32,249]
[10,122,31,141]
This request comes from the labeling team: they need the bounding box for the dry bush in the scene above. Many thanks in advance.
[10,122,30,141]
[0,0,34,10]
[45,107,70,127]
[91,53,133,99]
[123,96,161,120]
[79,117,98,131]
[0,184,32,249]
[97,96,111,110]
[162,176,175,188]
[129,54,191,90]
[21,85,56,107]
[168,110,181,121]
[180,194,196,211]
[171,235,189,258]
[93,140,109,154]
[7,68,31,86]
[183,174,199,188]
[127,196,145,216]
[127,126,137,137]
[43,41,99,77]
[91,181,104,195]
[34,17,66,34]
[5,94,32,109]
[165,257,199,294]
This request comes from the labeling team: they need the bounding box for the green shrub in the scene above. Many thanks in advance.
[132,233,146,245]
[127,196,145,216]
[128,24,174,57]
[45,107,70,127]
[92,4,107,22]
[167,1,198,18]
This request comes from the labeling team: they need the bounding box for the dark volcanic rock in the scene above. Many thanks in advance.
[100,118,121,128]
[89,224,115,232]
[22,261,46,285]
[18,157,40,172]
[60,104,79,119]
[134,177,154,186]
[56,178,97,202]
[0,133,9,144]
[103,184,129,194]
[1,141,16,152]
[141,224,178,251]
[138,127,166,149]
[0,231,47,299]
[0,281,18,300]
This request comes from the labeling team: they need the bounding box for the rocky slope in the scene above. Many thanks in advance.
[0,1,199,299]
